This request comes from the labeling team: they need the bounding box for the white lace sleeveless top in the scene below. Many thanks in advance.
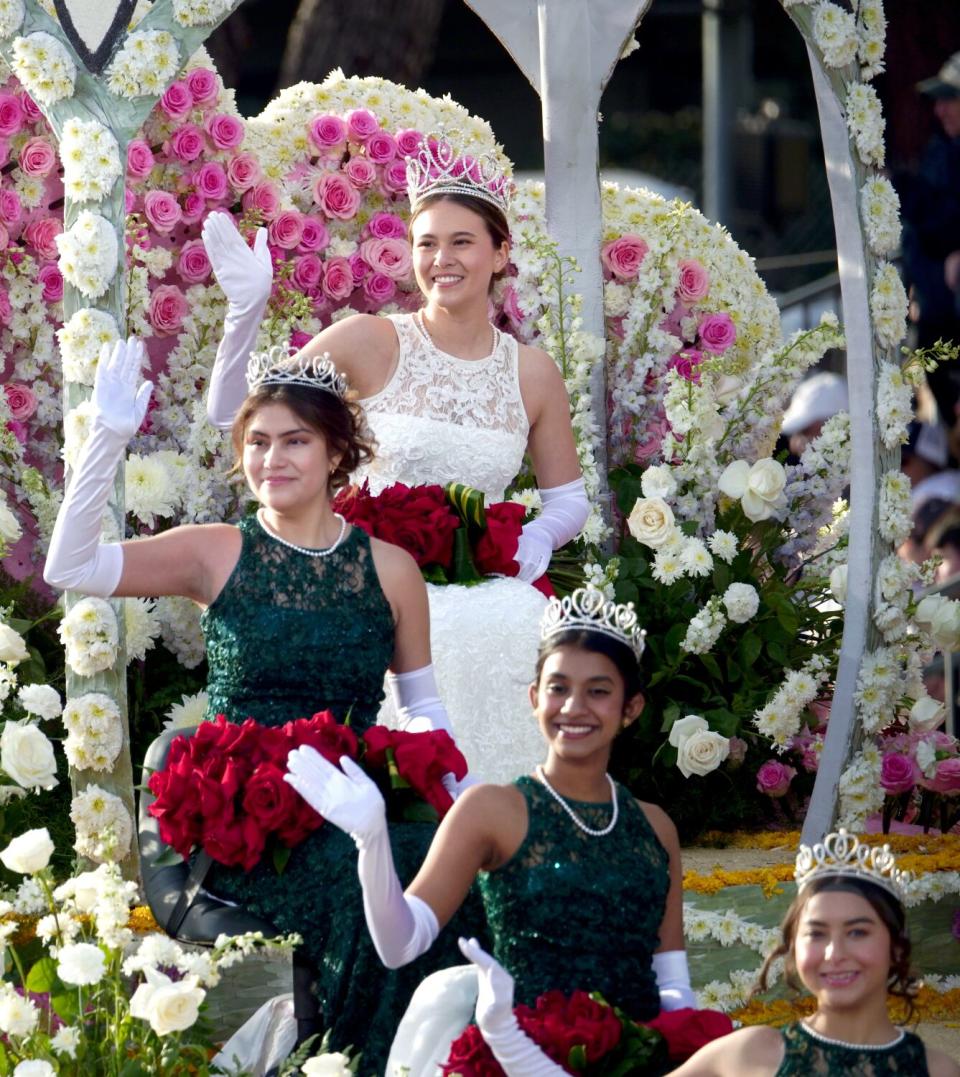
[355,313,529,502]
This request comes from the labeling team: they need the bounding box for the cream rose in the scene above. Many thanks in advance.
[929,598,960,652]
[0,624,28,665]
[0,827,54,874]
[130,969,205,1035]
[303,1055,354,1076]
[0,502,21,546]
[667,714,708,748]
[627,497,678,548]
[1,721,58,790]
[718,458,786,522]
[676,729,731,778]
[909,695,945,733]
[829,564,848,605]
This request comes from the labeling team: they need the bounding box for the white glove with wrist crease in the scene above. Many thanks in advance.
[653,949,697,1010]
[514,477,589,582]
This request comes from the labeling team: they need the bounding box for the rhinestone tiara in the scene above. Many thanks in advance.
[246,345,349,400]
[406,134,511,215]
[795,828,911,903]
[540,588,646,661]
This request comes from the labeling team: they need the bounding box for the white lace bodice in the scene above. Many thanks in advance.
[355,313,529,502]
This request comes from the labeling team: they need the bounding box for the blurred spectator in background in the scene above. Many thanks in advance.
[781,371,848,457]
[894,51,960,428]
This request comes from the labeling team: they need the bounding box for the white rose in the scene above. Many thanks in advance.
[0,991,39,1037]
[718,458,786,522]
[916,738,938,778]
[0,828,54,874]
[626,497,678,549]
[0,624,28,665]
[303,1054,354,1076]
[667,714,708,748]
[130,968,205,1035]
[57,942,106,986]
[676,729,731,778]
[13,1063,54,1077]
[722,582,759,623]
[1,721,58,790]
[914,594,943,625]
[640,465,677,500]
[909,695,945,733]
[829,564,848,605]
[929,599,960,652]
[0,503,22,546]
[17,685,62,721]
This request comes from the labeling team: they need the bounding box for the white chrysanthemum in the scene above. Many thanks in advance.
[878,468,912,545]
[845,82,885,166]
[860,176,900,256]
[870,261,908,351]
[680,537,713,578]
[106,30,180,98]
[876,362,913,449]
[17,684,61,721]
[57,941,107,986]
[125,597,160,663]
[58,597,119,677]
[70,785,133,863]
[156,596,206,668]
[62,400,97,469]
[58,308,120,386]
[0,0,24,40]
[172,0,233,26]
[722,582,759,624]
[51,1025,81,1059]
[651,547,683,585]
[11,31,75,105]
[163,691,208,732]
[813,1,858,67]
[55,211,118,300]
[0,982,39,1036]
[125,454,178,528]
[60,118,122,204]
[707,530,738,563]
[63,693,123,772]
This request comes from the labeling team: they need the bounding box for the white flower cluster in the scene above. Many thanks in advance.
[60,118,122,204]
[696,967,765,1013]
[684,902,779,954]
[837,742,884,830]
[722,582,760,624]
[812,1,858,68]
[668,715,730,777]
[0,980,39,1036]
[163,690,208,731]
[870,262,908,350]
[70,784,133,862]
[1,719,57,790]
[681,596,727,655]
[11,31,75,106]
[876,362,913,449]
[708,530,739,563]
[914,593,960,654]
[62,399,95,470]
[845,82,885,166]
[18,684,62,721]
[753,653,831,747]
[877,468,912,545]
[859,176,900,256]
[581,560,619,601]
[0,0,24,39]
[872,552,920,643]
[125,597,161,663]
[780,412,850,561]
[58,597,119,677]
[156,595,206,668]
[58,308,120,386]
[62,693,123,772]
[55,211,118,300]
[106,30,180,98]
[856,0,887,81]
[125,454,183,528]
[172,0,233,26]
[55,861,138,949]
[854,645,906,732]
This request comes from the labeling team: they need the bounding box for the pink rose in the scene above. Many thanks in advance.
[126,139,155,180]
[161,81,193,119]
[501,284,525,326]
[726,736,747,768]
[699,312,737,354]
[676,259,710,304]
[7,420,25,445]
[633,417,670,462]
[345,157,377,189]
[3,383,37,420]
[24,217,60,261]
[921,757,960,795]
[170,124,204,163]
[290,330,312,349]
[18,137,55,177]
[382,159,408,194]
[321,256,355,301]
[366,211,407,240]
[346,108,379,141]
[601,234,649,280]
[0,189,21,228]
[0,139,9,169]
[297,216,328,253]
[0,287,9,325]
[177,239,211,283]
[125,187,136,214]
[755,760,796,798]
[194,161,228,202]
[0,93,23,137]
[268,209,304,251]
[659,301,689,340]
[348,252,368,286]
[205,113,244,150]
[144,190,182,233]
[666,347,705,384]
[242,181,281,221]
[149,284,189,337]
[0,223,8,251]
[181,192,206,224]
[291,253,322,291]
[395,128,423,157]
[227,152,262,193]
[19,93,42,126]
[359,236,411,281]
[363,271,395,304]
[308,115,347,152]
[38,263,63,303]
[365,130,397,164]
[314,173,361,220]
[186,68,218,105]
[880,752,919,796]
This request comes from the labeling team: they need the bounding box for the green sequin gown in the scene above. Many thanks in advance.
[201,516,469,1070]
[478,775,670,1020]
[775,1022,929,1075]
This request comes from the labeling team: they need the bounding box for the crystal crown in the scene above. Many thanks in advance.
[246,345,349,400]
[795,828,911,902]
[540,587,646,661]
[406,134,511,215]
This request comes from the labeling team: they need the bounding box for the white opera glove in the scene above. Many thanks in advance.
[388,664,453,737]
[284,747,438,968]
[43,339,153,596]
[653,949,697,1011]
[514,478,590,583]
[202,213,273,430]
[459,937,566,1077]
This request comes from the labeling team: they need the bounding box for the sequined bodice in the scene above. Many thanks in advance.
[201,516,394,728]
[355,313,529,501]
[776,1023,929,1076]
[478,776,670,1020]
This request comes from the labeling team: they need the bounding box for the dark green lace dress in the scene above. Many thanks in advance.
[201,516,467,1069]
[478,775,670,1020]
[776,1022,929,1075]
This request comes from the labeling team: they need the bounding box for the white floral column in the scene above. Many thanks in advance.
[0,0,246,876]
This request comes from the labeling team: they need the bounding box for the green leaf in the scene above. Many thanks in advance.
[739,632,762,668]
[711,563,731,592]
[664,623,686,658]
[567,1044,588,1071]
[660,702,680,734]
[448,528,482,585]
[272,844,291,875]
[767,640,788,666]
[705,709,740,738]
[50,989,79,1023]
[698,653,723,682]
[25,956,58,994]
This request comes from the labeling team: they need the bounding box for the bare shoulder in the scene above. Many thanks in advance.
[449,781,529,867]
[517,343,563,385]
[305,313,397,389]
[369,534,421,580]
[669,1025,782,1076]
[635,798,680,852]
[927,1045,960,1077]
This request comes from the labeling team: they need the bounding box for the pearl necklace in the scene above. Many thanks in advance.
[256,509,348,558]
[800,1020,904,1052]
[416,310,497,359]
[534,765,618,837]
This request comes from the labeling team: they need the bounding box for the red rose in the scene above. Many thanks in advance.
[243,762,301,832]
[474,502,525,576]
[440,1023,503,1076]
[363,727,467,817]
[204,813,267,872]
[348,482,460,568]
[645,1008,734,1061]
[286,712,359,765]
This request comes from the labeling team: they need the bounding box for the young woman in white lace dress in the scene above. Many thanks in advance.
[202,143,589,783]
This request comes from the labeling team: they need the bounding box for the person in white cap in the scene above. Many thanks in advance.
[780,370,848,457]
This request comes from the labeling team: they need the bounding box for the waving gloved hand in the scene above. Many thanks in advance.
[285,747,385,846]
[92,337,153,439]
[201,212,273,315]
